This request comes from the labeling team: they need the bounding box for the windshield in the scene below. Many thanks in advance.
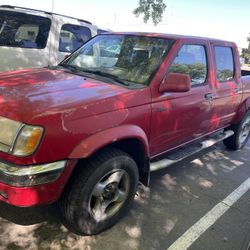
[64,34,174,85]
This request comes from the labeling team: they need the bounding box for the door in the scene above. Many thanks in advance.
[0,9,52,72]
[210,45,241,129]
[150,43,213,156]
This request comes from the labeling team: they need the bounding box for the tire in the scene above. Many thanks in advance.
[223,110,250,150]
[60,147,139,235]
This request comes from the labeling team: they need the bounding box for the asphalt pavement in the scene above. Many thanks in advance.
[0,141,250,250]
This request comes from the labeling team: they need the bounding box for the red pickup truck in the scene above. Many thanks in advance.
[0,32,250,235]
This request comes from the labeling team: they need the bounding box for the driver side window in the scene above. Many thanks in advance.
[169,44,208,86]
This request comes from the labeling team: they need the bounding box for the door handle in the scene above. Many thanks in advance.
[204,93,213,100]
[234,88,239,93]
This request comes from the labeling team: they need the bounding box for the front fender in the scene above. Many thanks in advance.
[69,124,149,159]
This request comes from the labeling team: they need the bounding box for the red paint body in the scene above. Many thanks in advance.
[0,33,250,207]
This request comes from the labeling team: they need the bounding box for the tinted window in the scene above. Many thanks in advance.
[0,10,51,49]
[59,24,91,53]
[169,44,207,85]
[215,46,234,82]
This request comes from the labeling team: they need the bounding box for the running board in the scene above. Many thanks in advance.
[150,130,234,172]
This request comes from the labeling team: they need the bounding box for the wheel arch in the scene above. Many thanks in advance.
[232,97,250,124]
[69,125,150,186]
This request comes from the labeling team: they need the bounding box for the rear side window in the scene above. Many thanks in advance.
[169,44,207,85]
[59,24,91,53]
[0,10,51,49]
[214,46,234,82]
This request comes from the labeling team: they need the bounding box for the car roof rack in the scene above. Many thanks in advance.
[0,5,92,25]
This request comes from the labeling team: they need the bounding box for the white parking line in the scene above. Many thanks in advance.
[167,177,250,250]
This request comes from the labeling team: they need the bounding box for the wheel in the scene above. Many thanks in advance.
[223,110,250,150]
[60,148,139,235]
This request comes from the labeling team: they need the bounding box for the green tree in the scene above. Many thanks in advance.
[241,33,250,64]
[133,0,166,25]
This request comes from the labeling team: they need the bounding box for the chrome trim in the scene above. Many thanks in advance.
[0,160,66,176]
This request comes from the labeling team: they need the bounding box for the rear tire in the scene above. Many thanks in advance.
[223,110,250,150]
[60,148,139,235]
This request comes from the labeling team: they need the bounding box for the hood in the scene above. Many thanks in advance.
[0,68,148,123]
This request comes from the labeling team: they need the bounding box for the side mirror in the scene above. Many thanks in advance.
[159,72,191,93]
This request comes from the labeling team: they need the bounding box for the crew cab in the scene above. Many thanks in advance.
[0,5,106,72]
[0,32,250,235]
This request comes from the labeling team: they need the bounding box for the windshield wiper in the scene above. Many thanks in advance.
[57,64,91,76]
[80,69,130,86]
[58,64,130,86]
[58,64,81,72]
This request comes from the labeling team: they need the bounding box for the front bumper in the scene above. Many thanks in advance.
[0,159,77,206]
[0,160,67,187]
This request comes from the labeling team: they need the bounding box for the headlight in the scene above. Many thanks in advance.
[0,117,44,157]
[13,126,44,156]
